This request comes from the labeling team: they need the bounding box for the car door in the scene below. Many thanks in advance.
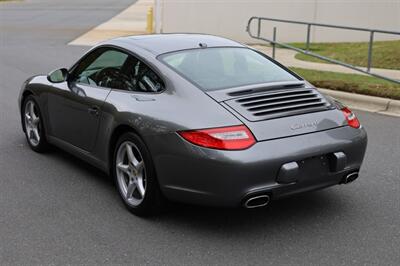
[47,47,130,151]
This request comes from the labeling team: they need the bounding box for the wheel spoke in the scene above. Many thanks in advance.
[135,161,144,173]
[33,128,40,141]
[32,117,40,126]
[26,127,33,137]
[125,143,139,166]
[117,162,130,175]
[125,144,136,163]
[137,177,145,197]
[29,102,35,119]
[25,113,31,121]
[126,181,137,199]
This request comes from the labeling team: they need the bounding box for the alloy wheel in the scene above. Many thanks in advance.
[115,141,147,207]
[24,100,41,147]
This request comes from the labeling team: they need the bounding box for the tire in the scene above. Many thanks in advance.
[113,132,163,216]
[22,95,48,153]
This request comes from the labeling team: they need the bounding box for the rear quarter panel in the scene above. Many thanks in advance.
[95,62,242,168]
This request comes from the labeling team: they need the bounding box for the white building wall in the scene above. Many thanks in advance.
[161,0,400,43]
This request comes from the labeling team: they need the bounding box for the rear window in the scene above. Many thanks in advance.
[159,47,299,91]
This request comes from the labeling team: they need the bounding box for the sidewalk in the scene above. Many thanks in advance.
[69,0,152,46]
[250,45,400,81]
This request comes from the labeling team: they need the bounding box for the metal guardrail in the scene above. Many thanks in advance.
[246,17,400,84]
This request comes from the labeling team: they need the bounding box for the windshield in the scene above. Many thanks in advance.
[159,47,299,91]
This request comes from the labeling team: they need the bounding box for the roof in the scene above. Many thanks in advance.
[106,34,244,56]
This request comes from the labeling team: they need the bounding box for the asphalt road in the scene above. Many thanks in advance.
[1,1,399,265]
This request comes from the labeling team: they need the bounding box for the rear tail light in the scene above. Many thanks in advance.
[341,107,360,128]
[178,125,256,150]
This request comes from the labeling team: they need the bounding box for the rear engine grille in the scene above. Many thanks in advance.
[225,88,332,121]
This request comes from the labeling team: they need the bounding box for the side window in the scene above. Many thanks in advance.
[72,48,129,90]
[130,60,164,93]
[72,47,164,92]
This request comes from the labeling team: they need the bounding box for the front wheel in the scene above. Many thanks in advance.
[22,96,48,152]
[113,132,163,216]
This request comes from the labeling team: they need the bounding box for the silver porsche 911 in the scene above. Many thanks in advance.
[19,34,367,216]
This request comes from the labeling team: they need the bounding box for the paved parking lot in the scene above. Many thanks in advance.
[1,1,399,265]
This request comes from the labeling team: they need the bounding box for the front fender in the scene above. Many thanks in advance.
[18,75,47,132]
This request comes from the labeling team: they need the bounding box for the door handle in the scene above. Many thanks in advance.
[88,106,100,116]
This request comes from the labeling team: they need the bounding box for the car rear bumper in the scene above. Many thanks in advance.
[146,125,367,207]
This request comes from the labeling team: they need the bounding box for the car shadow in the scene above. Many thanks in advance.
[154,189,345,238]
[39,143,346,235]
[42,145,113,185]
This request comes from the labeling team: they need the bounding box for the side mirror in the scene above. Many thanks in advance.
[47,68,69,83]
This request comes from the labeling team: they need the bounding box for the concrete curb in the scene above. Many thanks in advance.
[319,88,400,117]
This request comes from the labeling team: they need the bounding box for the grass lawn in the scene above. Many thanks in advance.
[289,40,400,70]
[289,67,400,100]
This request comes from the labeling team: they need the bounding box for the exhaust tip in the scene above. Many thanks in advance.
[343,172,359,184]
[243,195,270,209]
